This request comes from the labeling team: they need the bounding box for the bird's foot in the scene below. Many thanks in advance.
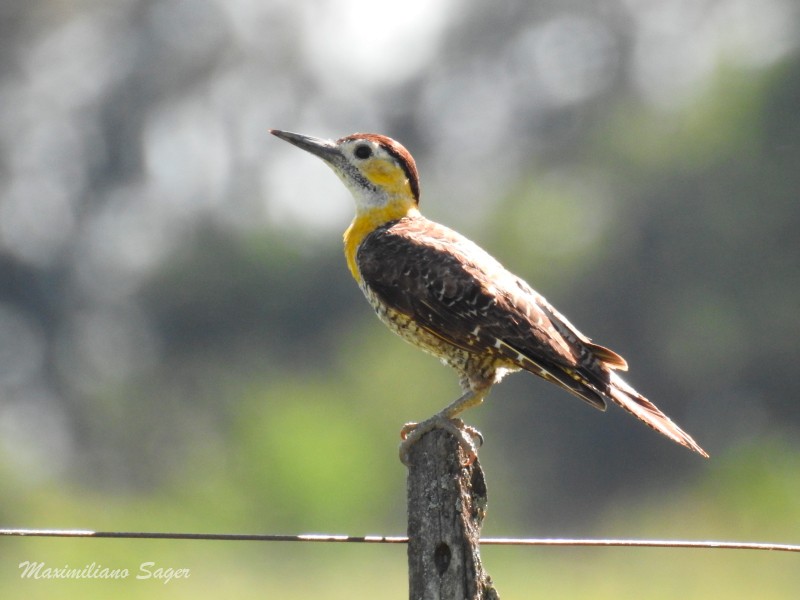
[399,416,483,466]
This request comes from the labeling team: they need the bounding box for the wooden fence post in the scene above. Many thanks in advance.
[405,426,499,600]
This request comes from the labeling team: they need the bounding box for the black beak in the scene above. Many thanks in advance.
[269,129,342,164]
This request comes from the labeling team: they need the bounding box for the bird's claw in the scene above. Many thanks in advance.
[399,416,483,466]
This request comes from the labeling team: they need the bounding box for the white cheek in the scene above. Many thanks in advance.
[338,173,388,211]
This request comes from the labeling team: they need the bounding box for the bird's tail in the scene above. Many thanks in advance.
[607,372,709,458]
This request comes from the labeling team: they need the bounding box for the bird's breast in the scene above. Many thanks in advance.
[359,282,466,364]
[343,206,421,283]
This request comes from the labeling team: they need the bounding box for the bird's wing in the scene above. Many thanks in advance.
[357,218,615,409]
[358,217,708,457]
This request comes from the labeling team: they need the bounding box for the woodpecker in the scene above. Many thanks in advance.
[270,129,708,462]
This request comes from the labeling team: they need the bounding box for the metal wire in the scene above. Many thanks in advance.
[1,529,798,552]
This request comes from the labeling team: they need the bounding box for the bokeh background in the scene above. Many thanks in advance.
[1,0,799,597]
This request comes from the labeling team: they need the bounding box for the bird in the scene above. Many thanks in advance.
[269,129,708,463]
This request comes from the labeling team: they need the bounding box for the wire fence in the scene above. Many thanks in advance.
[1,529,798,553]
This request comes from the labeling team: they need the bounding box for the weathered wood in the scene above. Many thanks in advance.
[406,427,499,600]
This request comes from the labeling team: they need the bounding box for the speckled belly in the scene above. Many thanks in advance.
[361,285,518,389]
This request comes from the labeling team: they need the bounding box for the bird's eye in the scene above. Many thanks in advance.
[354,145,372,159]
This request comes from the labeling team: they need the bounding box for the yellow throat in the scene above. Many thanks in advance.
[344,202,420,284]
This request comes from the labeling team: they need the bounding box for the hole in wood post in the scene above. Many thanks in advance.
[433,541,451,576]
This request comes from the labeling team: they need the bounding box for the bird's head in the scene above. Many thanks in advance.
[270,130,420,218]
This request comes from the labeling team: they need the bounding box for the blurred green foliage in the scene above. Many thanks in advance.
[2,440,798,599]
[2,1,799,597]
